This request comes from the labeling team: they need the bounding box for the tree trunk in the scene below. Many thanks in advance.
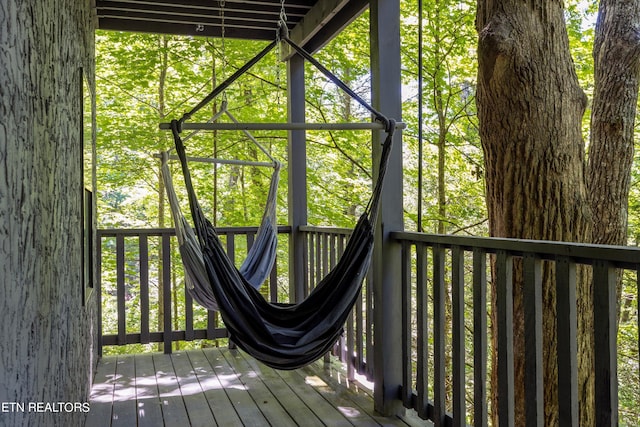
[476,1,591,425]
[586,5,640,424]
[588,0,640,247]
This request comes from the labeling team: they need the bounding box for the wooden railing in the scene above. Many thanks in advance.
[299,225,374,381]
[98,225,640,425]
[391,231,640,426]
[96,226,291,355]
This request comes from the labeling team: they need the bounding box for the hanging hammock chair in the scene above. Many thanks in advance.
[165,32,399,370]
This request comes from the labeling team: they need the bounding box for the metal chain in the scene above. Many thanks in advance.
[279,0,287,24]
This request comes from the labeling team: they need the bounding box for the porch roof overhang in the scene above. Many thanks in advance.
[93,0,369,54]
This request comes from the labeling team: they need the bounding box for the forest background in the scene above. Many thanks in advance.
[93,0,639,424]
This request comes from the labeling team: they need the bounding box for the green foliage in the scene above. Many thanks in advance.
[400,0,485,235]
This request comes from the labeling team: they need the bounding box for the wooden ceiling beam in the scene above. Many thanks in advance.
[97,16,275,39]
[282,0,368,57]
[95,0,367,45]
[97,3,299,27]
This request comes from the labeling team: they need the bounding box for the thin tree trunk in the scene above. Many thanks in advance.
[586,3,640,424]
[588,0,640,250]
[476,1,591,425]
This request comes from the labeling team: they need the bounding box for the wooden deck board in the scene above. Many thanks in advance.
[87,348,427,427]
[202,347,269,426]
[186,349,245,426]
[289,365,381,426]
[152,353,191,425]
[86,356,116,427]
[134,354,164,427]
[111,355,137,427]
[171,352,217,427]
[258,358,356,426]
[235,350,326,427]
[222,349,311,427]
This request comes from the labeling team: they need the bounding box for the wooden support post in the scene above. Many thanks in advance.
[287,53,308,303]
[371,0,404,416]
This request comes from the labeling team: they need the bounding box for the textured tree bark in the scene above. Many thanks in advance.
[476,1,591,425]
[588,0,640,247]
[586,5,640,424]
[0,1,96,426]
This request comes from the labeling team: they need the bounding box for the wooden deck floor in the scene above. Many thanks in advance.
[86,348,427,427]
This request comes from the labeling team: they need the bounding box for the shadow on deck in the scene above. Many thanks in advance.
[86,348,428,427]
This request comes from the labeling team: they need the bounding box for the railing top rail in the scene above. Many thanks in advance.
[98,225,292,238]
[391,231,640,269]
[299,225,354,235]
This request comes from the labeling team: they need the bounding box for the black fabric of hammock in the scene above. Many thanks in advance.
[168,35,397,369]
[171,119,395,369]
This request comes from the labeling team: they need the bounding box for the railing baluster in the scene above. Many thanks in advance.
[343,231,353,374]
[496,250,514,426]
[226,232,235,265]
[401,241,412,408]
[555,256,578,426]
[322,233,329,278]
[346,305,354,379]
[185,282,194,342]
[315,232,322,287]
[354,232,364,372]
[451,245,465,427]
[162,233,172,354]
[523,253,543,427]
[269,252,278,303]
[473,248,488,427]
[329,234,337,268]
[433,244,446,427]
[116,234,126,346]
[366,265,375,380]
[207,309,216,340]
[593,260,618,426]
[308,233,315,298]
[247,231,254,251]
[355,281,364,372]
[416,243,428,419]
[301,231,309,302]
[139,235,150,344]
